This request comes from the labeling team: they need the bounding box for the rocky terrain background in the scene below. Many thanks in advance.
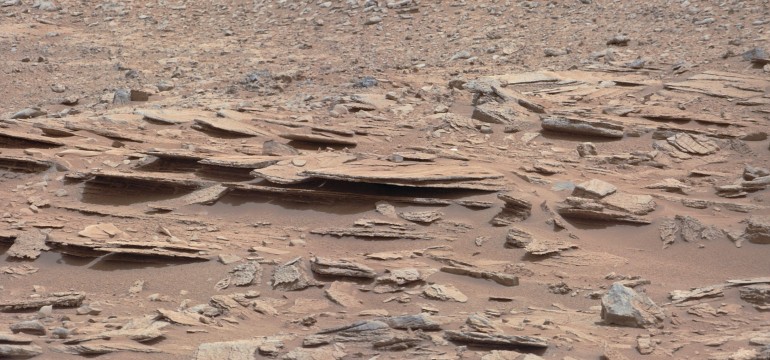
[1,0,769,359]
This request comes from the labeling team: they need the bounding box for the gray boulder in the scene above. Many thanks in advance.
[601,283,665,328]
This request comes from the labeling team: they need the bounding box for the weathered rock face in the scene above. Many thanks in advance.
[739,284,770,305]
[271,257,318,291]
[492,192,533,226]
[744,217,770,244]
[601,283,665,328]
[666,133,719,155]
[309,257,377,278]
[556,196,652,224]
[659,215,725,247]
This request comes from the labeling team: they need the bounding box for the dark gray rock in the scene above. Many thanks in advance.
[353,76,378,88]
[113,89,130,105]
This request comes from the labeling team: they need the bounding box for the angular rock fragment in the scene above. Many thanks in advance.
[0,344,43,358]
[659,215,725,247]
[505,227,534,248]
[231,261,262,287]
[466,313,502,334]
[325,281,361,308]
[524,239,578,256]
[541,116,624,138]
[601,193,656,215]
[666,133,718,155]
[11,108,46,119]
[556,197,652,224]
[7,231,48,260]
[262,140,299,156]
[381,314,442,331]
[311,222,438,241]
[739,284,770,306]
[314,320,393,343]
[194,340,268,360]
[444,330,548,348]
[298,159,505,191]
[645,178,691,194]
[492,192,533,226]
[572,179,617,199]
[422,284,468,302]
[601,283,665,328]
[0,292,85,312]
[440,266,519,286]
[154,309,203,326]
[59,342,160,355]
[193,117,269,137]
[372,333,429,351]
[271,257,317,291]
[398,210,443,224]
[375,268,432,287]
[472,103,520,124]
[9,321,45,336]
[743,216,770,244]
[279,132,358,147]
[0,129,65,148]
[198,156,281,170]
[0,155,56,173]
[669,285,724,304]
[309,257,377,279]
[577,142,598,157]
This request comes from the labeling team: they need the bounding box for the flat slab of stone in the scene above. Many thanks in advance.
[0,129,65,147]
[444,330,549,348]
[135,109,207,124]
[194,117,269,137]
[279,132,358,146]
[572,179,617,199]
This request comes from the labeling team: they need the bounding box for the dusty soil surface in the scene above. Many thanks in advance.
[1,1,770,359]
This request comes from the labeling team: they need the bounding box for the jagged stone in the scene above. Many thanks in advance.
[572,179,617,199]
[666,133,718,155]
[541,116,624,138]
[1,292,85,312]
[444,330,548,348]
[601,283,665,328]
[0,344,43,358]
[423,284,468,302]
[381,314,442,331]
[743,216,770,244]
[310,257,376,279]
[398,211,443,224]
[440,266,519,286]
[9,321,45,336]
[271,257,318,291]
[739,284,770,305]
